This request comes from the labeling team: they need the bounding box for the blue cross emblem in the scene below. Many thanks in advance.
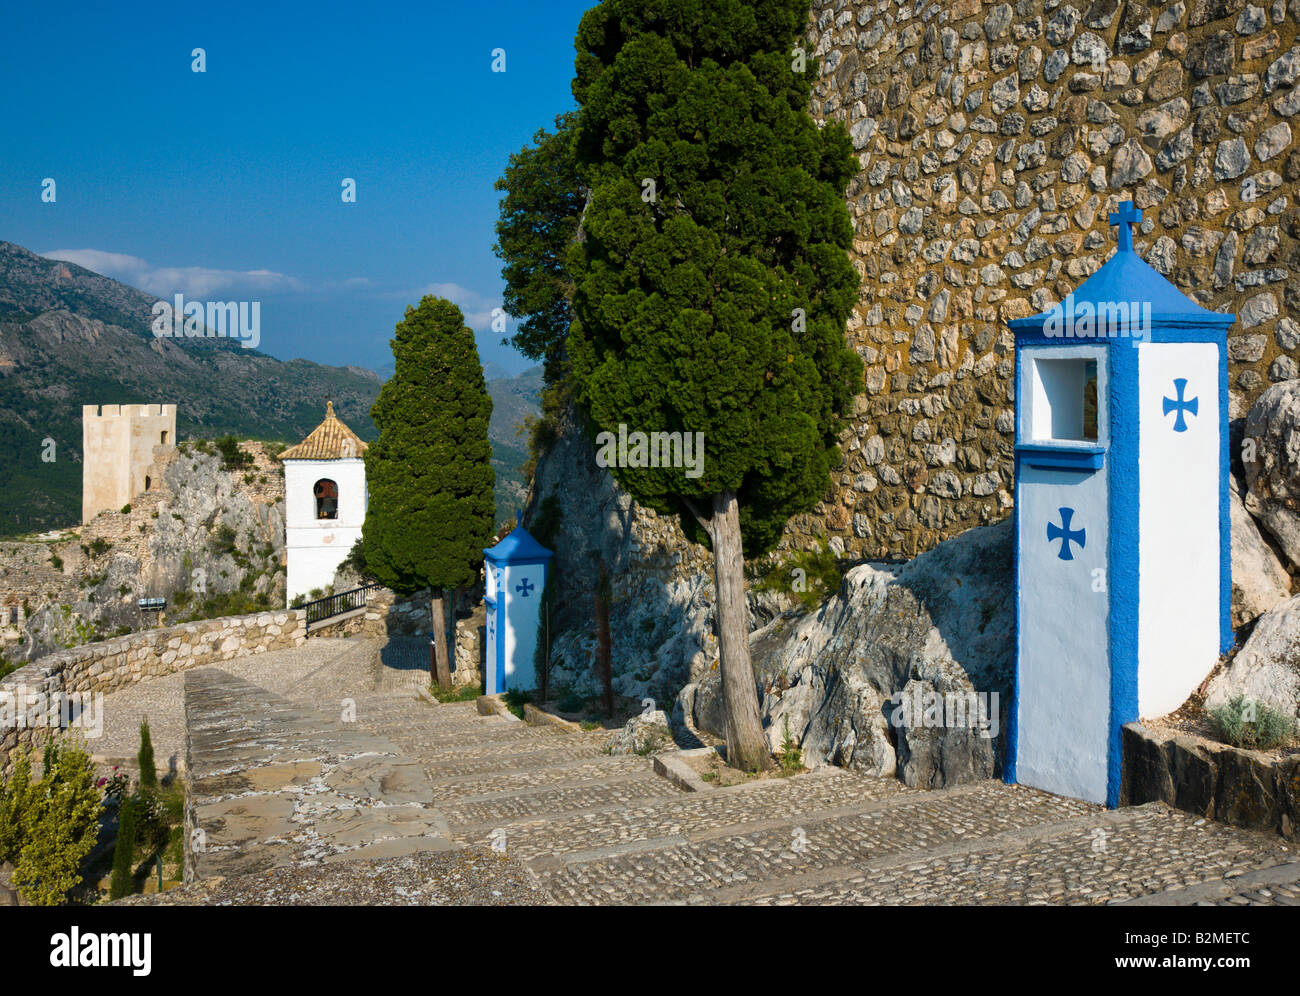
[515,577,534,597]
[1109,200,1142,253]
[1162,378,1198,433]
[1047,507,1086,561]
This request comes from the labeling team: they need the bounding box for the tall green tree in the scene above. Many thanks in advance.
[109,793,137,901]
[493,113,585,379]
[362,297,497,689]
[137,718,156,791]
[567,0,863,770]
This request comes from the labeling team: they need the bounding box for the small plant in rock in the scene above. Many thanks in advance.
[120,504,131,515]
[777,716,804,775]
[1210,696,1297,751]
[503,688,533,719]
[701,751,724,784]
[209,524,239,557]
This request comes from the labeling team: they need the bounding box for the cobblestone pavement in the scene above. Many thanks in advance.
[131,635,1299,905]
[90,638,368,775]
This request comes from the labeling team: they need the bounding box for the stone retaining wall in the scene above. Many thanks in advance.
[794,0,1300,560]
[1121,722,1300,838]
[0,609,307,775]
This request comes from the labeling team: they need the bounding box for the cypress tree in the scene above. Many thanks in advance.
[109,794,136,901]
[361,296,496,689]
[493,112,585,380]
[567,0,863,770]
[137,718,156,791]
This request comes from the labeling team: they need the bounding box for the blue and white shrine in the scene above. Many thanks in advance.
[483,516,554,695]
[1005,201,1233,807]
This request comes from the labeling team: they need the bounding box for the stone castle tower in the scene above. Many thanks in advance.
[82,404,177,523]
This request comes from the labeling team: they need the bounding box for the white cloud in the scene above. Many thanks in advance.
[401,281,505,331]
[41,248,303,298]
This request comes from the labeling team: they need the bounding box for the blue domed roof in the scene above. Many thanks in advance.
[484,514,554,564]
[1009,201,1234,336]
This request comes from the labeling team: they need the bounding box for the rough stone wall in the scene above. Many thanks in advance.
[799,0,1300,559]
[0,608,307,775]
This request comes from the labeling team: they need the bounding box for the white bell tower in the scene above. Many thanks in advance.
[279,401,369,604]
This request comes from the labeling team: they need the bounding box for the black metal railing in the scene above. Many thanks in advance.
[302,583,380,626]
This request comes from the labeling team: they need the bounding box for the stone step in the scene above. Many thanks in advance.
[373,722,577,752]
[441,770,685,829]
[524,779,1298,906]
[530,780,1095,904]
[453,769,907,860]
[1116,860,1300,906]
[414,741,611,779]
[423,755,662,803]
[347,696,510,728]
[184,668,454,883]
[717,803,1298,906]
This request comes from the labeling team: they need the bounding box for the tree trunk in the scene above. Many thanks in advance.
[708,490,772,772]
[595,564,614,717]
[430,589,452,691]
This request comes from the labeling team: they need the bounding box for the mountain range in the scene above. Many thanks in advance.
[0,240,539,535]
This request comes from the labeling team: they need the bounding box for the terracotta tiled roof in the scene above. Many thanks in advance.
[279,401,368,460]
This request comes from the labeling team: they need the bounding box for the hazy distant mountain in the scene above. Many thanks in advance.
[487,364,544,521]
[0,240,541,536]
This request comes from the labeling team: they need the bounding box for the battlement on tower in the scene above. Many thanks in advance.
[83,403,177,421]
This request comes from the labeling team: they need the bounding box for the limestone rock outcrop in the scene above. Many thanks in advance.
[1244,380,1300,571]
[602,710,675,756]
[1230,473,1292,627]
[682,519,1013,789]
[1207,593,1300,719]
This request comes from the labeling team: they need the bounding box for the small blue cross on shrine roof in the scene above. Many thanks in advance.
[1109,200,1142,253]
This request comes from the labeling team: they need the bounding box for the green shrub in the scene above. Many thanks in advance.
[1210,695,1298,751]
[753,541,844,612]
[520,379,572,482]
[428,682,481,703]
[209,524,239,556]
[120,504,131,515]
[503,688,533,719]
[338,537,370,580]
[2,741,103,905]
[215,436,253,471]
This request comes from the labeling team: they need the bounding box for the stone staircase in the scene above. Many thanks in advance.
[157,637,1300,906]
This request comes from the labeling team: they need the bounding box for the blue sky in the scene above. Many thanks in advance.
[0,0,594,376]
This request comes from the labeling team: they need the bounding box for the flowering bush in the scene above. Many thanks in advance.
[97,767,130,805]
